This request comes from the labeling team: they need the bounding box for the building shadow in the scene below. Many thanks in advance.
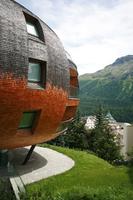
[9,147,47,176]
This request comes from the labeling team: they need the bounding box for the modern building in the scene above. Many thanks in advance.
[0,0,79,150]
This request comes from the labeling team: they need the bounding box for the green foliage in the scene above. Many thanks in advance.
[0,179,15,200]
[87,106,121,162]
[50,108,121,162]
[49,111,88,150]
[21,146,133,200]
[79,55,133,122]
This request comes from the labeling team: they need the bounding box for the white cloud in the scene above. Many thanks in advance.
[16,0,133,74]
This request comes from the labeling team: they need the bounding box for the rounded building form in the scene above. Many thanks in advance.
[0,0,79,149]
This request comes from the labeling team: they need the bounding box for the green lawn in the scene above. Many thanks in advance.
[21,145,133,200]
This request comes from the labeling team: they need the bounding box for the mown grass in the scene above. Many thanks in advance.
[21,145,133,200]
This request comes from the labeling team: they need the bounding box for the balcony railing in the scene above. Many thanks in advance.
[69,86,79,98]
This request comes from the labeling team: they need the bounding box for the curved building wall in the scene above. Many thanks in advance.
[0,0,69,89]
[0,0,79,149]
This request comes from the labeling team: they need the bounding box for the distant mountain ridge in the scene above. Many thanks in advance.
[112,55,133,66]
[79,55,133,122]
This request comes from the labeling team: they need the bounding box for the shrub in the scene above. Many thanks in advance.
[0,178,15,200]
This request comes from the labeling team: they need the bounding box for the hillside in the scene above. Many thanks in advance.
[79,55,133,122]
[22,145,133,200]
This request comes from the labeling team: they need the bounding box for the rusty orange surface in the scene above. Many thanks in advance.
[70,68,78,77]
[0,73,79,149]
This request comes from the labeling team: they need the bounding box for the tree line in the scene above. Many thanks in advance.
[48,107,122,163]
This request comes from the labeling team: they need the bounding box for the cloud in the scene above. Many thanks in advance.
[16,0,133,74]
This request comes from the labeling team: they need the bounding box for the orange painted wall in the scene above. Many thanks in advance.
[0,73,70,149]
[62,99,79,122]
[70,68,79,87]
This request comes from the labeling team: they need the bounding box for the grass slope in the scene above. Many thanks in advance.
[22,145,133,200]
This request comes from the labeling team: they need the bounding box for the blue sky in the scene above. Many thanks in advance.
[16,0,133,75]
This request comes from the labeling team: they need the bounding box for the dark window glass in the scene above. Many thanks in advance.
[19,111,37,129]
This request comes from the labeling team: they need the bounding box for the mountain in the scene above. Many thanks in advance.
[79,55,133,122]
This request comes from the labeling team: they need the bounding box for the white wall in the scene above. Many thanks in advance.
[126,125,133,155]
[122,123,133,159]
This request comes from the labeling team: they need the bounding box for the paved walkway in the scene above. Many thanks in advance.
[11,147,75,185]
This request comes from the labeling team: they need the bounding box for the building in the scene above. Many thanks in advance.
[122,124,133,159]
[85,116,96,129]
[85,114,133,159]
[0,0,79,150]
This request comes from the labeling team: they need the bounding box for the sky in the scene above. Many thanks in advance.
[16,0,133,75]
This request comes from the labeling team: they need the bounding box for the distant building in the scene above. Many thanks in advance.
[85,116,96,129]
[85,113,133,159]
[106,112,116,123]
[122,124,133,159]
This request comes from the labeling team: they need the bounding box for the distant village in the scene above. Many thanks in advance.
[84,112,133,159]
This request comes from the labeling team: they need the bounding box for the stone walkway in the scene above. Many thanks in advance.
[11,146,74,185]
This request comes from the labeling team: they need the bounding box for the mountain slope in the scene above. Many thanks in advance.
[79,55,133,122]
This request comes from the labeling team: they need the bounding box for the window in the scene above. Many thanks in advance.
[69,68,79,98]
[28,59,46,89]
[28,62,41,83]
[26,22,39,37]
[19,111,37,129]
[24,12,44,41]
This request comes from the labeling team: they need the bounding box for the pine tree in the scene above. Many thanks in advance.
[63,111,87,150]
[87,106,121,162]
[49,111,88,150]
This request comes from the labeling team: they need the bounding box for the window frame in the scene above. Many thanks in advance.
[28,59,47,89]
[23,12,45,41]
[26,21,39,37]
[28,62,42,83]
[18,111,38,130]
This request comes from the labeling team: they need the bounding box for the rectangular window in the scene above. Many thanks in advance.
[28,59,46,89]
[28,62,41,83]
[19,111,37,129]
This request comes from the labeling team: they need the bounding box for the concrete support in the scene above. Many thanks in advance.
[22,145,36,165]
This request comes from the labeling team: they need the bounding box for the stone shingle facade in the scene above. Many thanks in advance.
[0,0,79,149]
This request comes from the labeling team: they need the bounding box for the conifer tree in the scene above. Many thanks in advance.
[87,106,121,162]
[49,111,88,150]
